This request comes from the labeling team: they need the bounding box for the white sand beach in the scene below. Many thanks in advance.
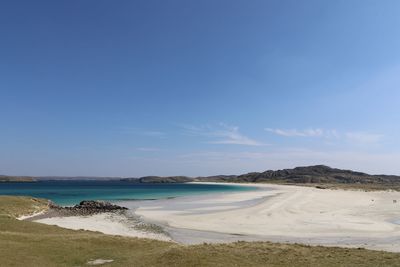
[34,183,400,252]
[132,183,400,252]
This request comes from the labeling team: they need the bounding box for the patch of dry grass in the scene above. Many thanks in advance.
[0,196,49,218]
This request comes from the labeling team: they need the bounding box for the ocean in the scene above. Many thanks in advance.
[0,180,256,206]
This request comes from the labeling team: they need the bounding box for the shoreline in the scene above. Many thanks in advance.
[30,183,267,243]
[31,182,400,252]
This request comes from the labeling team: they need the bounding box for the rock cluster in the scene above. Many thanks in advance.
[50,200,127,216]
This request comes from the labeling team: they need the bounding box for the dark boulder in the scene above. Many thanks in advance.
[51,200,127,216]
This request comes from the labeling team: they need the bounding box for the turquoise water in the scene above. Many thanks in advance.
[0,181,256,206]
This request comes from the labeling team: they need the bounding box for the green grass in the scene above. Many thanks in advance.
[1,196,400,267]
[0,195,49,218]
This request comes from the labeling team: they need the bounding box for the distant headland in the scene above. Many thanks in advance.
[3,165,400,190]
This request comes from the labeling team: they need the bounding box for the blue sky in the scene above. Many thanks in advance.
[1,0,400,176]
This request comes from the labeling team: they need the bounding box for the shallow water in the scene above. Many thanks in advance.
[0,180,256,205]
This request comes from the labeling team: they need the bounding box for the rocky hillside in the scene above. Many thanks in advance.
[196,165,400,185]
[3,166,400,187]
[121,165,400,186]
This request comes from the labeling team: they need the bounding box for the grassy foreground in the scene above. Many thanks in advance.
[1,196,400,267]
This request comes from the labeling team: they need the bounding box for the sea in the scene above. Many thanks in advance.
[0,180,256,206]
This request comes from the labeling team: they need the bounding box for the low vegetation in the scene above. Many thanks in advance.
[1,196,400,266]
[0,175,36,182]
[0,196,48,218]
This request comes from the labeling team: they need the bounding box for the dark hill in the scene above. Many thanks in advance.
[3,166,400,189]
[121,176,193,183]
[0,175,36,182]
[195,165,400,186]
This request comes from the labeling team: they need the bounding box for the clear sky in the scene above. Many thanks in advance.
[1,0,400,176]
